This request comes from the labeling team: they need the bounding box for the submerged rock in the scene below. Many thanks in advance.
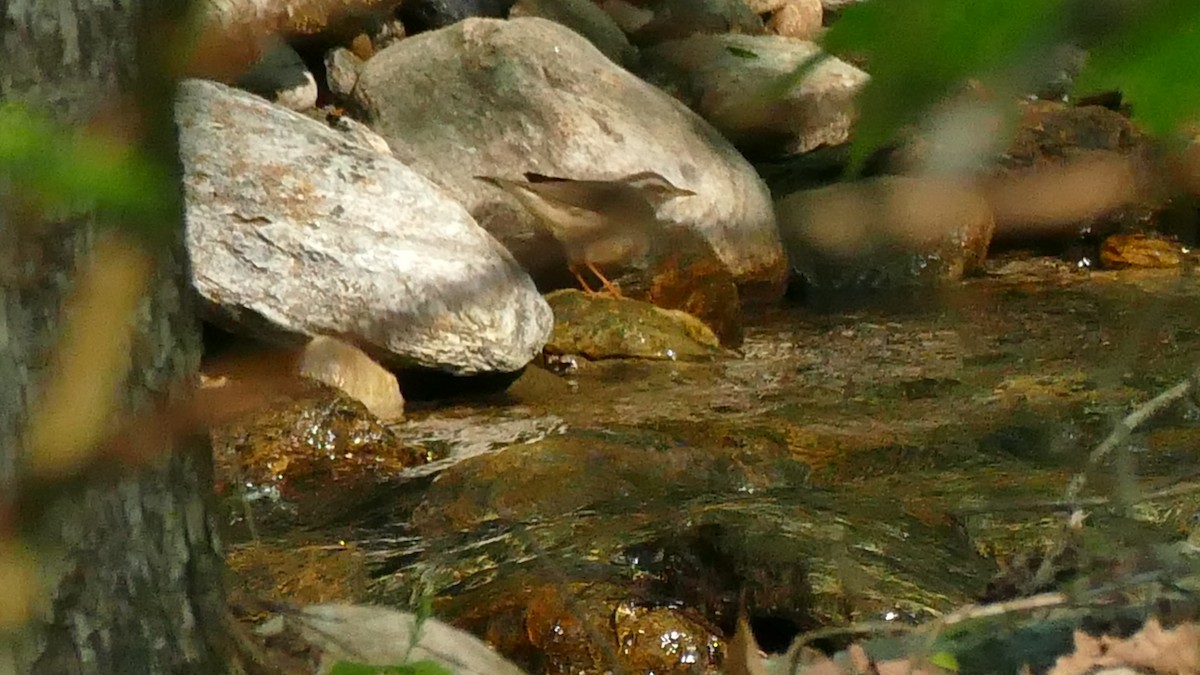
[543,289,725,361]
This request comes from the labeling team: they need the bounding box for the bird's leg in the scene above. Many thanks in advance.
[569,264,598,295]
[585,261,624,298]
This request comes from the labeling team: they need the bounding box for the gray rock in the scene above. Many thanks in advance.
[328,114,394,155]
[511,0,637,66]
[269,604,529,675]
[620,0,765,46]
[236,38,318,112]
[352,17,787,302]
[640,33,867,156]
[178,79,552,375]
[324,47,364,101]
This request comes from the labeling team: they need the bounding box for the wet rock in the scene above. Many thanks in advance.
[298,336,405,422]
[410,428,792,531]
[397,0,515,34]
[229,541,372,606]
[236,38,318,112]
[178,79,553,376]
[210,383,431,531]
[445,580,722,674]
[1099,232,1185,269]
[510,0,637,66]
[619,522,818,641]
[640,34,867,157]
[616,222,745,347]
[350,17,787,303]
[991,101,1164,247]
[544,289,725,361]
[777,176,995,293]
[617,0,765,46]
[497,205,743,346]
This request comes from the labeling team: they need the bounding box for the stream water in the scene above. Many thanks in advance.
[215,255,1200,673]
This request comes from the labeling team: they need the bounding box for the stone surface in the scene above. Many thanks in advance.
[351,17,787,302]
[324,47,363,101]
[543,289,725,361]
[511,0,637,66]
[178,79,552,375]
[640,33,867,156]
[776,176,995,291]
[621,0,765,46]
[1099,233,1186,269]
[603,222,745,347]
[209,381,429,531]
[328,114,394,155]
[286,604,530,675]
[236,38,318,112]
[990,101,1165,246]
[766,0,823,40]
[398,0,515,33]
[298,336,406,421]
[744,0,787,12]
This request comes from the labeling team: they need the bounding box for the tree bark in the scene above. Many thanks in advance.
[1,1,230,673]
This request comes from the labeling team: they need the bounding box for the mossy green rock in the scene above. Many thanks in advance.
[544,289,723,360]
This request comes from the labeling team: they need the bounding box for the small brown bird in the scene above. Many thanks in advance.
[477,171,695,296]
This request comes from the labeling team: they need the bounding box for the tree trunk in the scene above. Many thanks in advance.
[0,1,230,673]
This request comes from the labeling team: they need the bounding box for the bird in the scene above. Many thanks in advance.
[476,171,696,297]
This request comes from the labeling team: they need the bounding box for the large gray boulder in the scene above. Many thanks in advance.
[178,79,552,375]
[640,34,867,156]
[351,17,788,302]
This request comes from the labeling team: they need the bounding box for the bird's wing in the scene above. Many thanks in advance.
[521,180,629,213]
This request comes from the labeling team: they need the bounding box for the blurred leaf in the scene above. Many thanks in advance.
[0,102,175,231]
[821,0,1069,173]
[329,660,455,675]
[1075,0,1200,135]
[929,650,960,671]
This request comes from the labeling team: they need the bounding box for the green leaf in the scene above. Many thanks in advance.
[821,0,1069,173]
[929,650,960,671]
[0,102,175,233]
[1075,0,1200,135]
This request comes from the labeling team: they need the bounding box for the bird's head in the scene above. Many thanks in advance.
[620,171,696,204]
